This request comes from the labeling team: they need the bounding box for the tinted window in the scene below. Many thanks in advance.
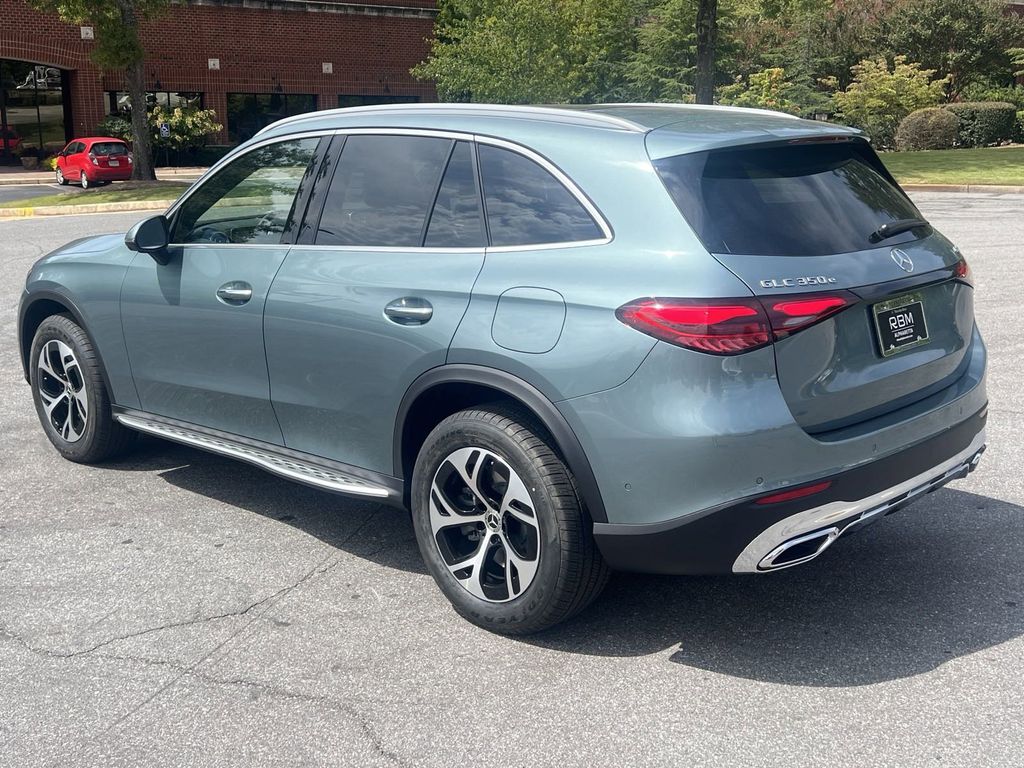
[91,142,127,156]
[316,135,452,247]
[654,141,924,257]
[424,141,485,248]
[478,145,602,246]
[172,137,319,245]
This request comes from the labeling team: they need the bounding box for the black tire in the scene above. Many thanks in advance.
[29,314,135,463]
[411,405,609,634]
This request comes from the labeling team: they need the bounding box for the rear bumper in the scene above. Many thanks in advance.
[88,166,132,180]
[593,405,987,575]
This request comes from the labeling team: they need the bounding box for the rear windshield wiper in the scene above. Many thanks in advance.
[869,218,930,243]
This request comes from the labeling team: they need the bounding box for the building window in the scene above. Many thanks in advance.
[226,93,317,144]
[107,91,203,116]
[2,60,68,161]
[338,94,419,109]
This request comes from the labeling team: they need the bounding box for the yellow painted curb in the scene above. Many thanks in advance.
[0,199,176,218]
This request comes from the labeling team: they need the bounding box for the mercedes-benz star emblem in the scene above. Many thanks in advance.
[890,248,914,273]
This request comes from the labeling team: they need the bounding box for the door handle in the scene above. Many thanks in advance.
[216,281,253,305]
[384,297,433,325]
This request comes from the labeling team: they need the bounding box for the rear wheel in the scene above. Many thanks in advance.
[411,406,609,634]
[30,315,135,463]
[80,172,90,190]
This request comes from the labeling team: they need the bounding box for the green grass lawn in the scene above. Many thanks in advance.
[0,181,191,209]
[881,146,1024,186]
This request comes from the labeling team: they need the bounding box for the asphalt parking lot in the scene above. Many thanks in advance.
[1,194,1022,767]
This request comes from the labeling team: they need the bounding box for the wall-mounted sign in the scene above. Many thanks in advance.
[208,58,220,70]
[80,26,94,40]
[322,62,333,74]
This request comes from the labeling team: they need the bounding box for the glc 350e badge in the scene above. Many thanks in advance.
[759,275,838,289]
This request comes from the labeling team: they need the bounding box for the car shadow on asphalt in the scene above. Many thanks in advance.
[114,437,1023,687]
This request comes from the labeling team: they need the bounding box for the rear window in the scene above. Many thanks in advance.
[654,141,924,257]
[91,142,128,156]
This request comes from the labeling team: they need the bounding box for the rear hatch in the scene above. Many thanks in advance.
[653,138,974,434]
[90,141,130,169]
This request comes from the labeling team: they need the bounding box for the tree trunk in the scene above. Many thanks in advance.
[695,0,718,105]
[124,59,155,180]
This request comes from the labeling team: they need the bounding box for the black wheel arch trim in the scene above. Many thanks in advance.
[394,364,608,524]
[18,289,115,398]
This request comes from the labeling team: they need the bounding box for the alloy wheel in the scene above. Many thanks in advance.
[37,339,89,443]
[55,168,63,185]
[81,173,89,190]
[429,446,542,603]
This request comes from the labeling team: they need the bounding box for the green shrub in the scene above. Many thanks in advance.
[95,115,133,141]
[896,107,959,151]
[833,56,947,150]
[942,102,1017,147]
[1016,111,1024,144]
[961,83,1024,110]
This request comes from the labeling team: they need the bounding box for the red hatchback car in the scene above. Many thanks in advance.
[56,137,133,189]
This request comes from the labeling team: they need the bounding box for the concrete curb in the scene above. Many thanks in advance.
[0,200,175,218]
[902,183,1024,194]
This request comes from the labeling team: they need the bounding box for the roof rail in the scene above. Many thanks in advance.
[587,102,802,121]
[254,102,646,138]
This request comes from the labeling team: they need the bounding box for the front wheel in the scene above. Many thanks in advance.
[411,406,609,634]
[29,314,135,463]
[55,167,66,185]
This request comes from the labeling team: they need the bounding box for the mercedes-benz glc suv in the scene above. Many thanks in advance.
[18,104,987,633]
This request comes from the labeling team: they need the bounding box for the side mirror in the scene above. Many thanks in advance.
[125,215,171,265]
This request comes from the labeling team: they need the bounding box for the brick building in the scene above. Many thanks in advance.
[0,0,437,162]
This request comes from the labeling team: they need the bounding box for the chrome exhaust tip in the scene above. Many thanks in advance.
[757,527,840,571]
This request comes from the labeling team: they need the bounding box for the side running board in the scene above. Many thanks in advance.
[114,412,393,500]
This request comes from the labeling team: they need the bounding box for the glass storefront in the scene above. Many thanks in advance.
[106,90,203,116]
[226,93,317,143]
[1,60,69,164]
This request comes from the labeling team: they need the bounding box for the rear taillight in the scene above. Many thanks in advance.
[89,152,99,165]
[615,298,771,355]
[954,256,972,286]
[616,291,856,355]
[762,293,853,339]
[126,154,133,164]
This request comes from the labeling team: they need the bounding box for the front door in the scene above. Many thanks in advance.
[120,136,323,443]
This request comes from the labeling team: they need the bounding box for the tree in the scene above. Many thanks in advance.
[832,56,948,149]
[32,0,166,179]
[412,0,644,103]
[879,0,1023,99]
[695,0,719,104]
[718,67,802,114]
[626,0,698,101]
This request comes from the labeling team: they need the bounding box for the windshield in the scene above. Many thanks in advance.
[654,140,925,257]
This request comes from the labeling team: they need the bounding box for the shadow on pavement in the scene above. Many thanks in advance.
[114,437,1023,687]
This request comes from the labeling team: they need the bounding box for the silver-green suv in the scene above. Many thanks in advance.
[18,104,987,633]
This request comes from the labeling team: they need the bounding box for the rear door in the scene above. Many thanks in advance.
[264,132,486,473]
[654,139,974,433]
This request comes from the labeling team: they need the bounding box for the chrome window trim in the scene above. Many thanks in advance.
[164,126,613,253]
